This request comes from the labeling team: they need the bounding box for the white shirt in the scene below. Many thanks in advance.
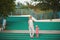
[3,19,6,26]
[28,19,34,27]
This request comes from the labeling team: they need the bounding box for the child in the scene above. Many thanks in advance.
[36,25,39,38]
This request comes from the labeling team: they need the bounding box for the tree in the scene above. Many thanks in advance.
[34,0,60,19]
[0,0,15,18]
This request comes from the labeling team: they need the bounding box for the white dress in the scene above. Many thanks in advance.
[28,19,34,27]
[28,19,34,37]
[2,19,6,29]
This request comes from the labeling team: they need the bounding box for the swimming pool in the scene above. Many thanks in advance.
[6,15,60,30]
[0,15,60,40]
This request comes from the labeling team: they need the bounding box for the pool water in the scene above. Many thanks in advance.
[0,16,60,40]
[6,17,60,30]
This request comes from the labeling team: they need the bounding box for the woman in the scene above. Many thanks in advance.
[28,16,34,38]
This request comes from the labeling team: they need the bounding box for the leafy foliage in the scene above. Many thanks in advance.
[0,0,15,17]
[34,0,60,18]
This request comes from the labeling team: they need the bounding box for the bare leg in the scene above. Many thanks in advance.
[31,27,34,38]
[36,34,39,38]
[29,27,32,37]
[1,27,3,31]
